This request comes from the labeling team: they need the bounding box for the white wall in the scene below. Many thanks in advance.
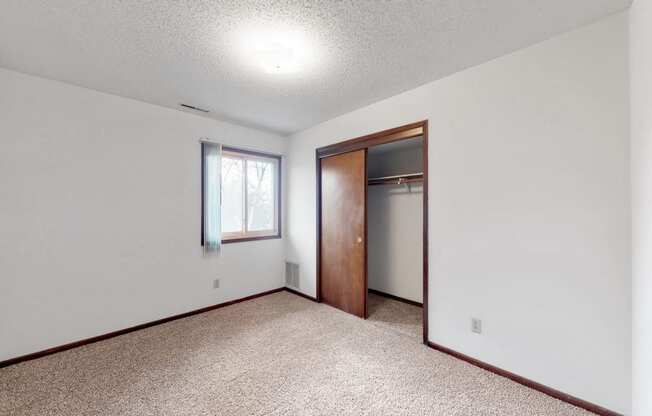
[0,68,287,361]
[630,1,652,415]
[286,13,630,414]
[368,185,423,303]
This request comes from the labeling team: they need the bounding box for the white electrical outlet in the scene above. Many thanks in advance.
[471,318,482,334]
[213,279,220,289]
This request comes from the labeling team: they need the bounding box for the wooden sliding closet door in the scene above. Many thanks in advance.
[320,149,367,318]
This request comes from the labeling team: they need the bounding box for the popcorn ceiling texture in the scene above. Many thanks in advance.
[0,0,631,134]
[1,292,594,415]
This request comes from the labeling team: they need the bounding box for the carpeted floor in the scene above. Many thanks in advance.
[1,291,594,415]
[367,292,422,339]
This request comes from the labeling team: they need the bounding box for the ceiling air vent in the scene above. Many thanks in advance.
[179,103,209,113]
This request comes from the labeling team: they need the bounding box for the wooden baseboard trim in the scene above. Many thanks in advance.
[368,288,423,307]
[284,287,318,302]
[1,288,619,416]
[0,287,285,369]
[426,342,621,416]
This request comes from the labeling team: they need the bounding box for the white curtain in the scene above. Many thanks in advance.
[202,142,222,253]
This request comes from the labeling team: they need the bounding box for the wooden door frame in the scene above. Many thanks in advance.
[316,120,429,344]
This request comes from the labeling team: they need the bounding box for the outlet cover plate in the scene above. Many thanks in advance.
[471,318,482,334]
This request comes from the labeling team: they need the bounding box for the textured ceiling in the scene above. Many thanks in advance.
[0,0,631,135]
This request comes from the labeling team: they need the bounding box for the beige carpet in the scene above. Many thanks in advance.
[1,291,594,415]
[367,292,422,339]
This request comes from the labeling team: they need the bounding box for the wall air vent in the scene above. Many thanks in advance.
[285,261,300,289]
[179,103,209,113]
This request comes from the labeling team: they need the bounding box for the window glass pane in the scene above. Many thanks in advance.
[221,156,244,233]
[246,159,275,231]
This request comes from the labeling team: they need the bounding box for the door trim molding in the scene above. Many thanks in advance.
[315,120,429,342]
[316,122,425,159]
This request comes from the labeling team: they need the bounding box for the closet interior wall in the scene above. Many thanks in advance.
[367,137,424,303]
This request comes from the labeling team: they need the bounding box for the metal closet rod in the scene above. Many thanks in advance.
[367,172,424,186]
[367,172,423,181]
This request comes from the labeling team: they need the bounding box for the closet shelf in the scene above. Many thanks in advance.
[368,172,423,186]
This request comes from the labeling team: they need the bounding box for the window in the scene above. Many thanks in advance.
[220,147,281,242]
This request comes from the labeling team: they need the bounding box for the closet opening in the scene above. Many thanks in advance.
[316,121,428,344]
[366,136,424,340]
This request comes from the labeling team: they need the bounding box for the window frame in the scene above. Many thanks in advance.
[219,146,282,244]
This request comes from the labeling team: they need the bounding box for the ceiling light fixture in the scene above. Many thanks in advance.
[230,23,317,76]
[256,42,295,74]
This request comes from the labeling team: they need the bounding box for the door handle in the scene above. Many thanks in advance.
[356,236,363,244]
